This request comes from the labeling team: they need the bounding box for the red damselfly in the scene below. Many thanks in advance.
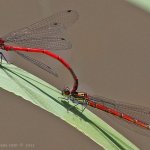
[0,9,150,136]
[0,10,79,93]
[62,88,150,136]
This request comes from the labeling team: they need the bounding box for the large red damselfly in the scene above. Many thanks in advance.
[0,9,150,136]
[0,10,79,93]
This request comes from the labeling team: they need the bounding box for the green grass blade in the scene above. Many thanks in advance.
[126,0,150,13]
[0,62,139,150]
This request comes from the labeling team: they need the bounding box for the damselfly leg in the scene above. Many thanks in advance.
[0,52,8,64]
[67,97,88,112]
[67,102,79,112]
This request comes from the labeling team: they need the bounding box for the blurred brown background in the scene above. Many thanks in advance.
[0,0,150,149]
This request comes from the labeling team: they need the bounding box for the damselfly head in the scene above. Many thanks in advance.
[62,87,70,96]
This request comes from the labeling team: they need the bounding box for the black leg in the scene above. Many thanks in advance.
[81,104,87,112]
[58,96,69,102]
[0,52,8,63]
[0,52,2,63]
[67,103,79,112]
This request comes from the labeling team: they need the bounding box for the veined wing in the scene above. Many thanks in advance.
[2,10,78,50]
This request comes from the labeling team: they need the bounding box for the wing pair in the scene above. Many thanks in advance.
[2,10,79,77]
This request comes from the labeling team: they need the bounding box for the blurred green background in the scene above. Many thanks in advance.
[127,0,150,12]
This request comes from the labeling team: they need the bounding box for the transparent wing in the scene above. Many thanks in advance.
[28,9,79,29]
[6,37,72,50]
[16,51,58,77]
[88,96,150,136]
[89,96,150,126]
[2,10,78,50]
